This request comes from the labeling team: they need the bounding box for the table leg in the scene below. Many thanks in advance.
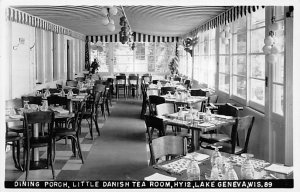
[69,100,73,113]
[30,123,48,169]
[191,129,200,151]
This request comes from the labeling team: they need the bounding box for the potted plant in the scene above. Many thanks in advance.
[168,43,179,76]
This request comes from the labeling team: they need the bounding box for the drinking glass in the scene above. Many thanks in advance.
[210,145,222,167]
[240,153,255,179]
[225,162,239,180]
[186,158,201,181]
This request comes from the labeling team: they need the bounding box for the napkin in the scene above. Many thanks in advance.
[9,115,23,119]
[198,122,215,127]
[144,173,176,181]
[184,152,210,162]
[213,114,233,119]
[264,164,293,175]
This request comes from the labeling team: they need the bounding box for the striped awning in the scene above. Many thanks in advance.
[184,6,265,38]
[87,32,179,43]
[6,7,85,41]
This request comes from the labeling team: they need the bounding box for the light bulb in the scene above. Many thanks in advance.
[220,31,226,39]
[102,17,109,25]
[107,23,115,32]
[109,18,115,25]
[101,8,108,16]
[264,36,274,46]
[271,45,280,54]
[109,6,118,15]
[262,45,272,54]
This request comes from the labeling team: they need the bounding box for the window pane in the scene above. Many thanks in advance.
[233,16,247,33]
[219,74,230,93]
[273,84,284,115]
[233,33,247,53]
[233,76,247,98]
[219,39,230,54]
[219,56,230,73]
[274,20,285,52]
[251,28,265,53]
[251,9,265,28]
[250,79,265,105]
[250,55,265,79]
[233,56,246,76]
[114,63,133,73]
[273,53,284,84]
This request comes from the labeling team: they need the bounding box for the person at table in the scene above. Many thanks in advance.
[91,59,99,74]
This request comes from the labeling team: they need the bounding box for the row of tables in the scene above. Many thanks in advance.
[6,92,89,169]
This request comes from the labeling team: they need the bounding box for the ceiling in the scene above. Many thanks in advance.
[13,5,231,36]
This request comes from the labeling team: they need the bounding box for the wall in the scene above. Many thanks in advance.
[6,21,85,100]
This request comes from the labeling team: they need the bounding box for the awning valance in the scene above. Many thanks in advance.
[6,7,85,41]
[87,33,179,43]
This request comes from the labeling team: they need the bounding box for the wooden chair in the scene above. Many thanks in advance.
[184,79,192,89]
[80,91,101,139]
[214,116,255,155]
[149,136,187,165]
[128,75,139,98]
[148,95,165,116]
[21,96,43,106]
[140,83,149,119]
[144,115,166,141]
[160,86,176,95]
[116,75,127,99]
[23,111,55,180]
[200,103,240,146]
[76,77,85,82]
[190,89,207,97]
[53,100,85,164]
[6,123,23,171]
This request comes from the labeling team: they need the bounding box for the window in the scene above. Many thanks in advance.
[232,16,247,100]
[219,26,231,93]
[272,7,285,116]
[111,42,175,74]
[90,43,109,72]
[249,8,266,110]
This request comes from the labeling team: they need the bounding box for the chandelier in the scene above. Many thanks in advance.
[101,6,118,32]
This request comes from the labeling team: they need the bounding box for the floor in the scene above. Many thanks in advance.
[5,97,150,181]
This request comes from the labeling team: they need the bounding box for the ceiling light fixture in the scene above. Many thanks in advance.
[101,6,118,32]
[120,6,134,50]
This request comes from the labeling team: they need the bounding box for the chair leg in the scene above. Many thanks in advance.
[16,140,23,171]
[76,135,84,164]
[12,143,18,169]
[105,100,110,116]
[89,117,94,140]
[94,116,100,136]
[25,148,30,181]
[48,144,55,179]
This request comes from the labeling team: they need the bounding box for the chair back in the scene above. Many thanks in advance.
[148,95,165,115]
[128,75,139,85]
[76,77,85,82]
[66,80,78,87]
[144,115,166,140]
[149,136,187,165]
[152,80,158,85]
[173,77,181,82]
[93,84,106,93]
[47,95,68,107]
[230,116,255,154]
[21,96,43,106]
[56,84,63,90]
[142,75,152,84]
[217,103,239,117]
[190,89,207,96]
[94,80,103,85]
[160,86,176,95]
[23,111,55,143]
[116,75,126,85]
[184,80,191,89]
[156,103,175,116]
[208,94,218,104]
